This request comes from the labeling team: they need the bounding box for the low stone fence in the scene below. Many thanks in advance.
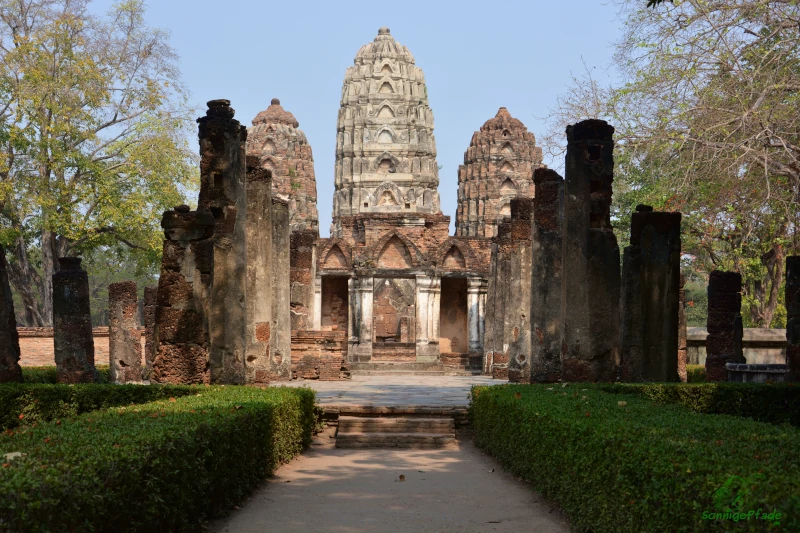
[687,327,786,365]
[290,330,349,380]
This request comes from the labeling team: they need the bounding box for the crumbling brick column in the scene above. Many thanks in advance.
[530,168,564,383]
[786,256,800,382]
[197,99,248,384]
[705,270,743,381]
[484,234,507,377]
[143,286,157,379]
[0,245,22,383]
[677,274,688,382]
[53,258,96,383]
[245,157,273,384]
[270,197,291,379]
[562,120,620,382]
[151,207,214,384]
[506,198,534,383]
[620,205,682,382]
[108,281,142,384]
[290,230,318,331]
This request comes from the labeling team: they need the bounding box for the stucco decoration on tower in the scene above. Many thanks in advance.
[247,98,319,233]
[456,107,543,238]
[331,27,441,237]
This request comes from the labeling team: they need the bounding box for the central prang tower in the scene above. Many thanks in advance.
[331,27,441,236]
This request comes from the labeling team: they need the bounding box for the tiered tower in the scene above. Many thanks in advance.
[331,27,440,236]
[247,98,319,233]
[455,108,543,237]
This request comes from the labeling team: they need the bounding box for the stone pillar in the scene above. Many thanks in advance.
[530,168,564,383]
[416,275,441,361]
[152,207,214,384]
[705,270,743,381]
[677,275,688,382]
[506,198,534,383]
[0,245,22,383]
[620,205,682,382]
[786,257,800,382]
[108,281,142,384]
[245,158,273,384]
[142,286,157,380]
[270,197,291,379]
[467,277,484,355]
[53,258,96,383]
[290,230,318,331]
[348,276,373,361]
[562,120,620,382]
[197,99,248,384]
[313,276,323,330]
[483,240,504,376]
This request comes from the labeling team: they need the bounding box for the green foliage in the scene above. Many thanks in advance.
[687,364,707,383]
[685,277,709,327]
[597,382,800,427]
[21,365,111,384]
[0,380,193,430]
[0,386,315,532]
[471,384,800,532]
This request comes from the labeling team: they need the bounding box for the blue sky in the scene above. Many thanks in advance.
[91,0,622,236]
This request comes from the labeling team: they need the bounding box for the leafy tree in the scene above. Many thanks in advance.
[0,0,197,325]
[544,0,800,327]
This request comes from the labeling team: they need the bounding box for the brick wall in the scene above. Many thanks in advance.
[18,327,144,367]
[291,330,349,380]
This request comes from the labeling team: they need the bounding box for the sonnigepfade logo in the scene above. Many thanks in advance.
[701,474,782,526]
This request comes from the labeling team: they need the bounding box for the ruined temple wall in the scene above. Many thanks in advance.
[271,198,292,380]
[290,231,317,331]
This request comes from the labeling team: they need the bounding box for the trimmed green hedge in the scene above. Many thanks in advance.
[597,382,800,427]
[687,364,706,383]
[0,383,198,430]
[21,365,111,384]
[471,384,800,533]
[0,386,315,532]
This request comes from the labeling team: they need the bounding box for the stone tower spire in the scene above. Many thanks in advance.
[331,27,440,236]
[456,107,543,238]
[247,98,319,233]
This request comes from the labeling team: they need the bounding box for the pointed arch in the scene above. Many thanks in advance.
[500,161,515,174]
[501,142,514,157]
[377,235,413,269]
[502,129,511,138]
[370,181,404,207]
[317,238,353,271]
[377,130,394,143]
[374,151,400,173]
[379,81,394,94]
[324,245,349,269]
[500,178,517,195]
[377,105,395,118]
[380,63,393,74]
[443,246,466,269]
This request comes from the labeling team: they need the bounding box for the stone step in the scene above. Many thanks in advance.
[338,416,455,433]
[335,432,456,449]
[349,362,446,372]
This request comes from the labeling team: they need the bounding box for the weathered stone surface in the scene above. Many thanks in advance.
[291,329,349,380]
[53,258,96,383]
[786,256,800,382]
[198,99,248,384]
[290,230,317,330]
[0,245,22,383]
[143,286,157,379]
[620,207,682,382]
[705,270,744,381]
[247,98,319,233]
[456,108,543,238]
[245,157,273,384]
[152,209,214,385]
[561,120,620,382]
[530,168,564,383]
[331,28,441,237]
[677,274,688,382]
[271,198,292,379]
[108,281,142,384]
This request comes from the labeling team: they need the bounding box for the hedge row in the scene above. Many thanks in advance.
[0,386,316,532]
[471,384,800,532]
[0,383,197,430]
[20,365,111,384]
[687,364,706,383]
[597,382,800,427]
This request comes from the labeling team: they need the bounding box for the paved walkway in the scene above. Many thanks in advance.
[277,375,502,406]
[209,436,568,533]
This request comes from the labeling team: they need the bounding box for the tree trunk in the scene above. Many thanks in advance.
[6,235,46,326]
[41,229,59,326]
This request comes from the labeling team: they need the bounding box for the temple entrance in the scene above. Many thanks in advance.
[320,277,349,335]
[440,278,468,354]
[372,277,416,361]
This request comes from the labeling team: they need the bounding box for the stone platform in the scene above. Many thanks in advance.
[275,374,501,407]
